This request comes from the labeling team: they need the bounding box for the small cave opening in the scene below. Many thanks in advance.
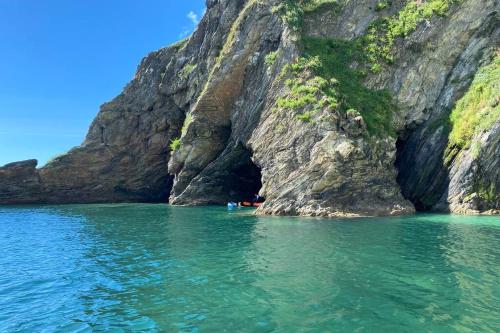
[395,136,438,212]
[224,144,263,204]
[394,137,425,210]
[394,138,424,211]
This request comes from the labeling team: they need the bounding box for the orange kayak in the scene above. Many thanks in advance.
[240,201,262,207]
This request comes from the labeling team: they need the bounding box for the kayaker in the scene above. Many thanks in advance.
[252,194,265,203]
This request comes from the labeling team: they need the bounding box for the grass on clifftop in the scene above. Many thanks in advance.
[447,55,500,150]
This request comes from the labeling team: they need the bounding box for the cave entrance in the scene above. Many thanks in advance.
[225,144,263,203]
[395,137,445,212]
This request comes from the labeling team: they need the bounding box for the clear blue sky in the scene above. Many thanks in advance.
[0,0,205,167]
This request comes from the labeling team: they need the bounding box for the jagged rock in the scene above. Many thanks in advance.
[444,122,500,213]
[394,0,500,213]
[0,0,498,216]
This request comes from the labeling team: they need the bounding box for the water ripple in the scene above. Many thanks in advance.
[0,205,499,332]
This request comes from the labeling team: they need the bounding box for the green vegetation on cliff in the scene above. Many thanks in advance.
[364,0,459,70]
[277,0,460,70]
[276,56,338,122]
[265,51,278,66]
[301,0,339,12]
[304,38,395,136]
[277,37,396,136]
[447,55,499,149]
[169,138,181,151]
[475,181,497,203]
[375,1,391,11]
[181,114,193,136]
[274,0,396,136]
[179,64,197,78]
[273,0,461,135]
[169,114,193,152]
[273,0,340,31]
[276,38,395,136]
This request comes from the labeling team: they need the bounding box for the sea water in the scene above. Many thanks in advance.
[0,204,499,332]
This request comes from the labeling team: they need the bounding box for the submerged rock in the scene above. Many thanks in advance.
[0,0,498,216]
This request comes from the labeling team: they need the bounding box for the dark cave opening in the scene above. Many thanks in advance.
[394,138,408,191]
[395,137,435,212]
[224,145,263,203]
[395,137,427,211]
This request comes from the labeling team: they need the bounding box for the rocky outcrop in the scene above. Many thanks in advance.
[0,160,43,204]
[167,0,414,217]
[445,122,499,214]
[0,0,498,216]
[0,46,183,204]
[389,0,500,214]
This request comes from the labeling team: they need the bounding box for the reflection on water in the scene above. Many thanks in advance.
[0,205,499,332]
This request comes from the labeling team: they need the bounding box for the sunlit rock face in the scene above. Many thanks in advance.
[0,0,498,216]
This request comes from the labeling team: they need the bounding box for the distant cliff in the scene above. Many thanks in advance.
[1,0,498,216]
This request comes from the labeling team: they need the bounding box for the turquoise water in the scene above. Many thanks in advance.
[0,205,499,332]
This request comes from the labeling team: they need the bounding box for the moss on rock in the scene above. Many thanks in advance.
[448,55,500,150]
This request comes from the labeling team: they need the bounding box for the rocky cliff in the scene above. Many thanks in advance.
[0,0,498,216]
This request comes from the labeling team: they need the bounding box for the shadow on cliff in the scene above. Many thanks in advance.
[395,114,453,212]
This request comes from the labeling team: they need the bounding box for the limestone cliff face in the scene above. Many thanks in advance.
[0,0,498,216]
